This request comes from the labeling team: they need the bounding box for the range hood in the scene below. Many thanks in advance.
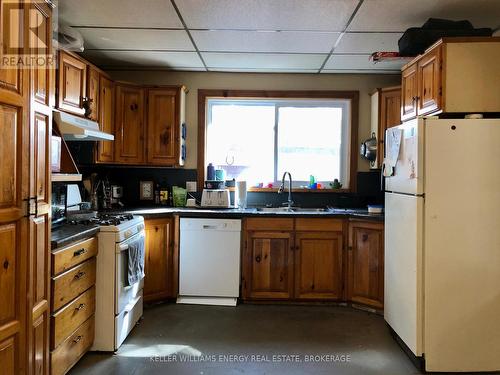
[54,111,114,141]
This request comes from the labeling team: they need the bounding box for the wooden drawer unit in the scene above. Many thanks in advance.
[51,287,95,349]
[295,218,343,232]
[52,237,97,275]
[51,316,95,375]
[51,258,96,311]
[244,218,294,231]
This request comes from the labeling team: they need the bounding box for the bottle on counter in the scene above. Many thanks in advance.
[160,184,169,205]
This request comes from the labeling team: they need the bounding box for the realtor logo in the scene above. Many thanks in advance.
[1,0,55,69]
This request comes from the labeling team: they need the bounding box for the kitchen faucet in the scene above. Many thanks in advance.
[278,171,294,209]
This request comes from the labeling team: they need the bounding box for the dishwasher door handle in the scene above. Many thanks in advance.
[202,224,222,230]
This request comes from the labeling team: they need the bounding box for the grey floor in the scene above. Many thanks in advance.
[69,303,424,375]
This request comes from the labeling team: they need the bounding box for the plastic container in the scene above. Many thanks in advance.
[172,186,187,207]
[207,163,215,180]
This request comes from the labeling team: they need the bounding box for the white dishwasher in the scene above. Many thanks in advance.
[178,218,241,306]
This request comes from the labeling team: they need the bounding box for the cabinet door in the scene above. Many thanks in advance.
[86,67,99,121]
[417,46,441,116]
[378,87,401,167]
[347,221,384,309]
[57,51,86,116]
[401,63,418,121]
[243,231,293,299]
[96,76,114,163]
[294,231,343,300]
[115,85,144,164]
[147,89,178,166]
[144,218,173,302]
[0,3,29,374]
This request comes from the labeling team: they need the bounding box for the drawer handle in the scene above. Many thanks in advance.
[72,335,83,344]
[75,303,86,311]
[74,271,86,280]
[74,248,86,256]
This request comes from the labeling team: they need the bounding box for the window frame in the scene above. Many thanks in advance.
[198,89,359,193]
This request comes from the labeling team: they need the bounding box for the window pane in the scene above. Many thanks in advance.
[277,106,343,182]
[206,101,275,184]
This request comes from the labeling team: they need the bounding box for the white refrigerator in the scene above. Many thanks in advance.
[384,117,500,372]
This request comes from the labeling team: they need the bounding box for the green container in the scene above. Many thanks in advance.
[172,186,187,207]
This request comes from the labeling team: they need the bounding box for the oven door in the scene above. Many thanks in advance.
[115,230,145,315]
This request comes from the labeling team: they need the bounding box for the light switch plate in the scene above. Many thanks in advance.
[186,181,197,192]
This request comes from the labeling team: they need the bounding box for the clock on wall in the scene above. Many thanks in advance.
[139,181,154,200]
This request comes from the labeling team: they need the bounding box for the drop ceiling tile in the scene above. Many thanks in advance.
[335,33,403,53]
[203,53,326,70]
[349,0,500,32]
[78,28,194,51]
[177,0,358,31]
[192,30,339,53]
[58,0,183,28]
[208,67,319,73]
[82,50,205,69]
[324,54,405,71]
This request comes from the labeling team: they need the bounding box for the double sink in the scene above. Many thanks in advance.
[252,207,369,214]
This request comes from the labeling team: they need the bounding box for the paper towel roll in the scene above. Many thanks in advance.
[236,181,247,209]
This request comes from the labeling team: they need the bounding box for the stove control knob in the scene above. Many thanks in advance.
[124,229,133,238]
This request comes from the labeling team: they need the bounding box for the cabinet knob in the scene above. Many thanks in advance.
[75,303,85,311]
[72,335,83,344]
[73,248,86,257]
[255,255,261,263]
[362,234,368,242]
[74,271,86,280]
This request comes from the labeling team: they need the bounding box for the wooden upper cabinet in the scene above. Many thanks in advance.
[243,230,294,300]
[371,86,401,169]
[400,38,500,118]
[147,89,178,166]
[115,85,145,164]
[417,46,441,116]
[144,218,173,302]
[347,221,384,309]
[96,76,115,163]
[294,231,343,300]
[86,67,100,121]
[401,63,418,121]
[57,51,86,116]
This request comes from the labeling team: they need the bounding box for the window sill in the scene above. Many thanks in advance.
[226,187,351,193]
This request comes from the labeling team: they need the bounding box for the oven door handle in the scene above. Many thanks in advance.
[117,231,145,253]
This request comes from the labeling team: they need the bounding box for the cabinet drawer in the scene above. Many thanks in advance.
[51,316,95,375]
[51,286,95,349]
[52,258,96,311]
[295,218,343,232]
[245,218,293,231]
[52,237,97,276]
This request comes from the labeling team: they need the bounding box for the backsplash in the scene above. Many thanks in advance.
[75,164,383,209]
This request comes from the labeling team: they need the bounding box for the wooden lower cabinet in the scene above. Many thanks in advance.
[347,221,384,309]
[243,231,294,299]
[294,231,343,300]
[242,218,384,308]
[144,218,174,302]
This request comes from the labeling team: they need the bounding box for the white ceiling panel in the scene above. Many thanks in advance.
[335,32,403,53]
[192,30,339,53]
[176,0,359,31]
[324,54,405,71]
[78,28,194,51]
[82,51,205,69]
[58,0,183,28]
[209,68,319,73]
[203,52,326,70]
[349,0,500,32]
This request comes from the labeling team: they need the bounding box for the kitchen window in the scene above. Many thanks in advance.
[199,90,359,191]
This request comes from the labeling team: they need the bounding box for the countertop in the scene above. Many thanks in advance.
[120,207,384,221]
[51,224,100,250]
